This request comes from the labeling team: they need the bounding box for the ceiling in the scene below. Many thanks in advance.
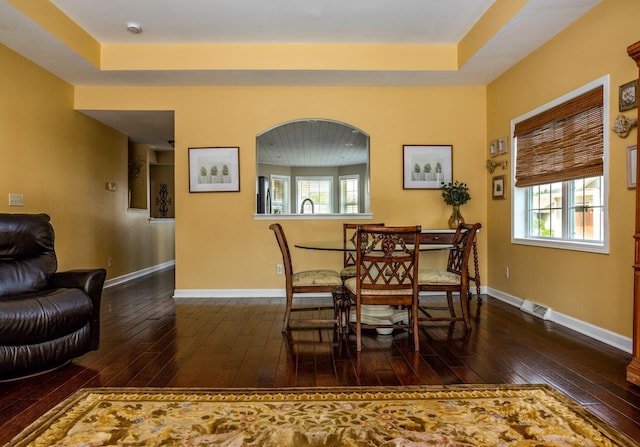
[258,120,368,167]
[0,0,601,157]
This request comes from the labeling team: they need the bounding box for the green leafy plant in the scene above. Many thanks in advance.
[199,166,207,177]
[534,218,552,237]
[210,165,218,176]
[414,163,421,173]
[222,164,229,176]
[441,180,471,206]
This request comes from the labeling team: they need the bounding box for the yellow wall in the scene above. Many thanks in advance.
[75,85,488,291]
[486,0,640,336]
[0,43,175,280]
[4,0,635,343]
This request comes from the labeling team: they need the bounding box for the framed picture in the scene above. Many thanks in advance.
[492,175,505,200]
[619,79,638,112]
[498,137,508,155]
[189,147,240,192]
[628,144,637,190]
[403,145,452,189]
[489,140,498,158]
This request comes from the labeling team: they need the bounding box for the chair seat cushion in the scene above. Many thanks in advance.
[293,270,342,287]
[418,269,461,285]
[340,265,356,279]
[344,277,413,296]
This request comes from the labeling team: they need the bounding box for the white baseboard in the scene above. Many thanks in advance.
[487,287,632,354]
[104,260,175,288]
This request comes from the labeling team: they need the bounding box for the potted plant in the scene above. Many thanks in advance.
[441,180,471,228]
[222,164,230,183]
[199,166,208,184]
[435,162,443,183]
[413,163,422,181]
[210,165,219,183]
[424,163,432,181]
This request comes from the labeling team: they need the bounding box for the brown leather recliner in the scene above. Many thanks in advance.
[0,213,106,381]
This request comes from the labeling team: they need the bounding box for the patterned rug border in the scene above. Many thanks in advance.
[8,383,639,446]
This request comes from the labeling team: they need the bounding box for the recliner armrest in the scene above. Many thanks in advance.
[49,269,107,303]
[49,269,106,350]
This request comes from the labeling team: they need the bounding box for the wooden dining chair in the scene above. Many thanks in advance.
[269,223,343,332]
[417,222,481,330]
[340,222,384,283]
[344,225,421,351]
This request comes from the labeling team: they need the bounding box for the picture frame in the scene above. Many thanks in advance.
[403,145,453,189]
[498,137,508,155]
[492,175,505,200]
[628,144,637,190]
[189,147,240,192]
[619,79,638,112]
[489,140,498,158]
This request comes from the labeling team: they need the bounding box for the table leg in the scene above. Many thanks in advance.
[332,286,350,334]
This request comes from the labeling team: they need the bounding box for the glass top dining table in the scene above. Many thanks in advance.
[294,240,453,251]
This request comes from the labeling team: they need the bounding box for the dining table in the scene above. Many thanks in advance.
[294,228,481,298]
[293,240,453,252]
[294,227,483,334]
[294,237,455,335]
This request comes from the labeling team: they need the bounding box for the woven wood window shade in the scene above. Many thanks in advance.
[514,86,603,187]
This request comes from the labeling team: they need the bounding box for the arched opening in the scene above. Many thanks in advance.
[256,119,370,215]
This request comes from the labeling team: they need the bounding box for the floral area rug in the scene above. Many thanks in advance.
[8,384,639,446]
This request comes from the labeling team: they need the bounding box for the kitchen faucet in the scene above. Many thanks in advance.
[300,198,315,214]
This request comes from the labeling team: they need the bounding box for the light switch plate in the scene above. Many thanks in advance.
[9,193,24,207]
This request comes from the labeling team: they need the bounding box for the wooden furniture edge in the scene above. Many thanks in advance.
[627,40,640,385]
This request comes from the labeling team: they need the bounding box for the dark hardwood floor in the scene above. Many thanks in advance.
[2,267,640,444]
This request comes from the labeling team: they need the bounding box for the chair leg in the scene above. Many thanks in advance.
[282,291,293,332]
[412,306,420,351]
[446,292,457,318]
[472,240,483,306]
[356,303,362,352]
[458,290,471,330]
[343,299,351,333]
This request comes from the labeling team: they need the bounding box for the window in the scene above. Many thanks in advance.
[270,175,290,214]
[512,76,609,253]
[296,176,333,214]
[339,175,359,213]
[527,178,603,241]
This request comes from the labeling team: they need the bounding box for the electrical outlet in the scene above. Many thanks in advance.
[8,193,24,207]
[504,266,510,278]
[276,264,283,275]
[108,258,113,267]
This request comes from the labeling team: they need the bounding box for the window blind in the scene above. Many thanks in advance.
[514,86,603,187]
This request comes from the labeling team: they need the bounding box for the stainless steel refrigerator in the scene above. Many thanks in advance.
[257,176,271,214]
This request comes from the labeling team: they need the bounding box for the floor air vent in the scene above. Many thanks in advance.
[520,299,552,320]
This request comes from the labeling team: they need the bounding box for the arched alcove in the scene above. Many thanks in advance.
[256,119,370,215]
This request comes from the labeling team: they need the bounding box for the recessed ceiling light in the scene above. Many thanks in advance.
[126,22,143,34]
